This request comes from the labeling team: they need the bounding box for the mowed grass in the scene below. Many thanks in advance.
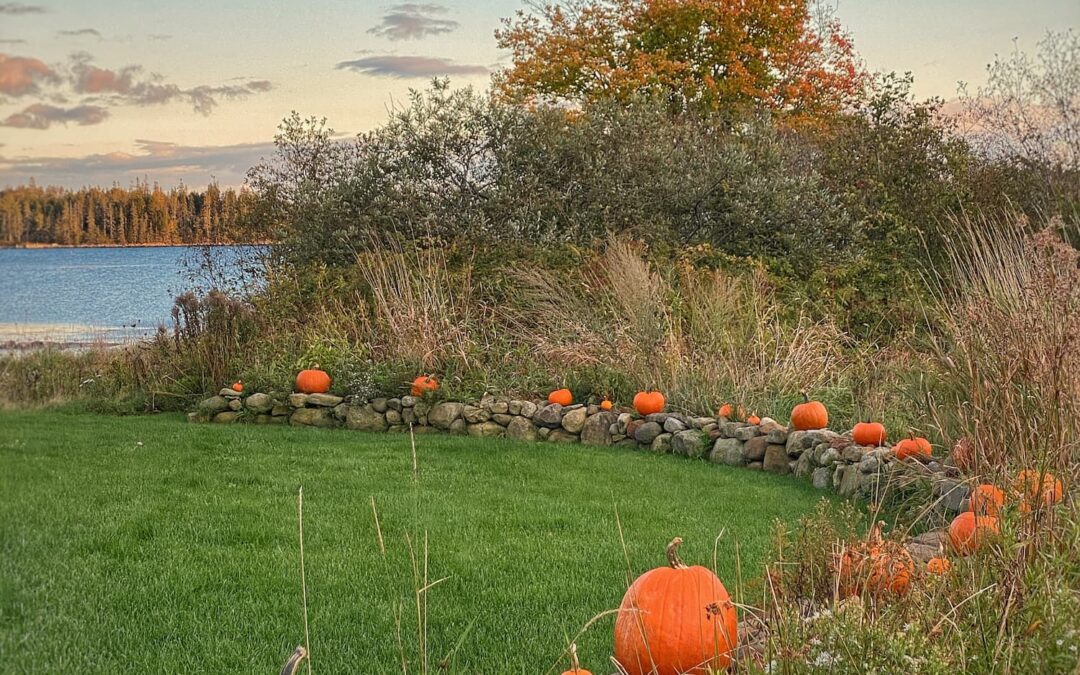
[0,411,834,673]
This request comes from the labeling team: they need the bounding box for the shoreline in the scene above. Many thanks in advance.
[0,241,270,250]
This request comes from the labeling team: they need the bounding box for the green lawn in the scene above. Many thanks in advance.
[0,411,833,673]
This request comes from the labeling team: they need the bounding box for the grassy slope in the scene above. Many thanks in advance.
[0,412,833,673]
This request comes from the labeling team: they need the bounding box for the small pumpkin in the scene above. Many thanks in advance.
[926,557,951,575]
[836,521,914,598]
[599,399,613,411]
[969,484,1005,517]
[548,388,573,406]
[613,538,737,674]
[411,375,439,397]
[951,437,974,473]
[790,393,828,431]
[717,403,733,418]
[948,511,1000,555]
[295,366,331,394]
[1015,469,1064,511]
[746,414,761,425]
[894,433,932,461]
[230,380,244,393]
[561,643,592,675]
[852,421,887,447]
[632,390,666,416]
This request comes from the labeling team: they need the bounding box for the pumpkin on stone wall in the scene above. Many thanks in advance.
[295,366,331,394]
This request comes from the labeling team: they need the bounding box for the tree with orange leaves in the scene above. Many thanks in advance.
[495,0,866,121]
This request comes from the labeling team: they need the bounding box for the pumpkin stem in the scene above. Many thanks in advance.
[666,537,689,569]
[569,643,580,671]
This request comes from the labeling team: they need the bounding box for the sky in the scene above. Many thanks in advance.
[0,0,1076,189]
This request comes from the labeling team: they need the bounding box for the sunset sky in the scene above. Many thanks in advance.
[0,0,1076,189]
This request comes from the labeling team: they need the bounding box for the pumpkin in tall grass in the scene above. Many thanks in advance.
[411,375,439,396]
[1015,470,1064,512]
[548,388,573,406]
[969,484,1005,516]
[614,538,737,674]
[836,522,914,598]
[894,434,932,461]
[948,511,1000,555]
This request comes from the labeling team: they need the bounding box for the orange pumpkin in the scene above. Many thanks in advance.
[969,484,1005,517]
[411,375,439,397]
[926,557,951,575]
[614,538,737,675]
[894,434,932,461]
[951,437,974,473]
[561,643,592,675]
[948,511,1000,555]
[600,399,613,411]
[852,421,887,447]
[746,414,761,425]
[295,366,331,394]
[632,390,666,416]
[717,403,733,418]
[230,380,244,393]
[1015,469,1064,512]
[548,388,573,406]
[790,393,828,430]
[836,522,914,598]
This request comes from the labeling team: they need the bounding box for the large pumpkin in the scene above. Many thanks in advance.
[614,538,737,675]
[852,421,887,447]
[411,375,439,397]
[969,484,1005,517]
[548,388,573,406]
[894,434,932,461]
[295,366,331,394]
[1015,469,1064,512]
[948,511,1000,555]
[836,522,914,598]
[790,393,828,431]
[633,390,666,416]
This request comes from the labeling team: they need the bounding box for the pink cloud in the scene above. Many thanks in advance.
[0,53,57,96]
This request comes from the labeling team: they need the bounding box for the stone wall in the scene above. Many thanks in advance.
[191,389,970,522]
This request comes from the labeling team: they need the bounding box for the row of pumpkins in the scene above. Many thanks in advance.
[263,373,1067,675]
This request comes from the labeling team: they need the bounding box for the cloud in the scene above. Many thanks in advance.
[368,3,459,41]
[67,55,273,114]
[0,2,46,14]
[58,28,102,39]
[0,52,58,96]
[0,103,108,129]
[0,139,278,188]
[336,55,487,78]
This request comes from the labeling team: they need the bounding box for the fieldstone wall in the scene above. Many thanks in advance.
[190,389,970,528]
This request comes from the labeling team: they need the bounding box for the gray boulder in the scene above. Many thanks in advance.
[547,429,579,443]
[763,444,791,474]
[467,421,504,438]
[663,417,687,434]
[198,395,230,414]
[580,412,615,446]
[710,438,744,466]
[743,436,769,462]
[244,393,273,414]
[534,404,564,428]
[505,416,538,442]
[428,402,464,430]
[561,407,588,434]
[307,393,343,407]
[672,430,706,458]
[291,407,334,427]
[650,433,672,453]
[287,393,309,408]
[634,421,663,445]
[346,405,387,432]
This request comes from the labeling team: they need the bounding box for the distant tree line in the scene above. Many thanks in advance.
[0,182,257,246]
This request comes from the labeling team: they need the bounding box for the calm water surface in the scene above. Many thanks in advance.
[0,246,258,345]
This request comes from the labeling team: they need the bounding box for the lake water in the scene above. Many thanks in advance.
[0,246,260,348]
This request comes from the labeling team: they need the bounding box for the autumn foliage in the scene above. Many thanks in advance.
[495,0,866,120]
